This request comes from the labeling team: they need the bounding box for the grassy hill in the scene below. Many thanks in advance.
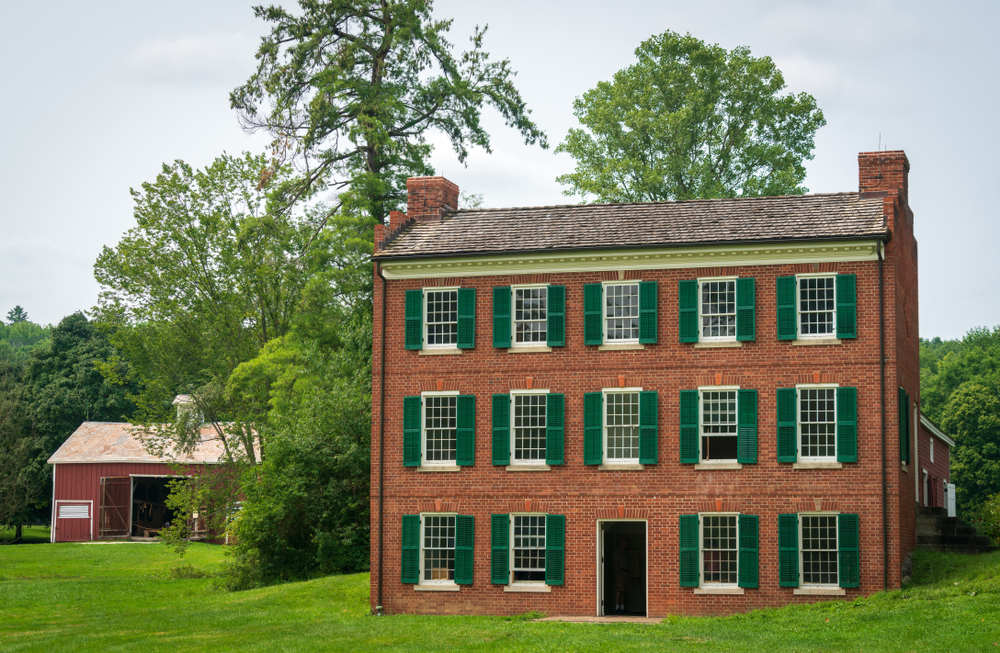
[0,542,997,652]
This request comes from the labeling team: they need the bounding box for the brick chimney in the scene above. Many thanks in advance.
[859,150,909,202]
[406,177,459,222]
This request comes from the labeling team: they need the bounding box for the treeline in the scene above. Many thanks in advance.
[921,328,1000,519]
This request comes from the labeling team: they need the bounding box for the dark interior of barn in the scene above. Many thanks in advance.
[131,477,177,538]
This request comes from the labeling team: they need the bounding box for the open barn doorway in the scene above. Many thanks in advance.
[598,521,647,616]
[131,476,178,539]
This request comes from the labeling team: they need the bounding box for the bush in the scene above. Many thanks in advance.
[974,493,1000,546]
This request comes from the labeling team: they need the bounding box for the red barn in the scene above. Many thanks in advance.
[47,422,225,543]
[370,151,928,617]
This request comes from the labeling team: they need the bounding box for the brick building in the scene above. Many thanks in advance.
[370,151,922,617]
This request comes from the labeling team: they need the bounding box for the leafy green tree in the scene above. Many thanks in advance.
[6,306,28,324]
[0,319,51,364]
[230,0,547,222]
[0,360,44,543]
[920,327,1000,422]
[940,381,1000,515]
[556,30,826,202]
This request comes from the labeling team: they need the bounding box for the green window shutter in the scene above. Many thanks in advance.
[838,513,860,588]
[583,392,603,465]
[777,388,798,463]
[837,387,858,463]
[906,389,913,464]
[546,393,565,465]
[639,280,658,344]
[836,274,857,339]
[491,514,509,585]
[545,514,565,586]
[899,388,910,464]
[405,289,423,349]
[777,276,797,340]
[403,396,421,467]
[492,394,510,466]
[584,283,603,345]
[457,288,476,349]
[493,287,511,348]
[638,390,658,464]
[679,390,699,464]
[778,513,799,587]
[455,515,475,585]
[401,515,420,584]
[678,279,699,343]
[456,395,475,466]
[547,285,566,347]
[736,277,756,341]
[737,389,758,464]
[738,515,759,589]
[679,514,699,587]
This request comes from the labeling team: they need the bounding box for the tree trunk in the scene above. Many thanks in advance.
[14,524,22,544]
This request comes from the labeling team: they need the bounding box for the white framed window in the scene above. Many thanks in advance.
[604,389,641,463]
[604,282,640,342]
[511,390,548,464]
[420,513,457,585]
[930,437,935,464]
[700,513,739,586]
[512,285,548,345]
[511,513,546,584]
[797,274,836,338]
[798,384,838,462]
[422,390,458,466]
[425,288,459,347]
[800,513,839,587]
[700,387,739,462]
[699,278,737,341]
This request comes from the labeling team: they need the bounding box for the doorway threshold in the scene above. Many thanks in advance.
[533,616,661,624]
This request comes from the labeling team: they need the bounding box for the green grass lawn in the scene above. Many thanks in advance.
[0,526,50,544]
[1,542,998,652]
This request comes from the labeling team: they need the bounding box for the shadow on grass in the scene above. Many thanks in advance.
[0,526,51,545]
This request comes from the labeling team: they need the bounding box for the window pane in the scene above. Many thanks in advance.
[800,389,836,459]
[424,396,457,462]
[513,394,547,462]
[799,277,835,335]
[702,515,738,584]
[512,515,546,582]
[514,287,548,343]
[423,515,456,581]
[701,281,736,338]
[801,515,838,585]
[606,392,640,461]
[701,390,738,461]
[605,284,640,341]
[426,290,458,345]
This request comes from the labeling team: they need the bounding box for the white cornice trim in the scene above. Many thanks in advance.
[379,240,881,279]
[920,413,956,447]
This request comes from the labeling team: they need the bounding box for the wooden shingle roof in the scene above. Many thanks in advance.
[48,422,228,464]
[374,192,887,260]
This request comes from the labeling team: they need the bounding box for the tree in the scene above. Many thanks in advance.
[230,0,546,222]
[940,381,1000,514]
[6,306,28,324]
[555,31,826,203]
[0,360,44,543]
[0,319,51,364]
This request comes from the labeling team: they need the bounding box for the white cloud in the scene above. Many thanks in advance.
[123,33,258,85]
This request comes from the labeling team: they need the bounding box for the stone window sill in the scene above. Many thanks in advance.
[417,465,461,473]
[794,587,845,596]
[901,463,908,474]
[504,584,552,593]
[792,338,842,347]
[415,584,460,592]
[598,463,645,471]
[598,343,646,351]
[506,464,551,472]
[509,345,553,354]
[694,462,743,471]
[694,586,745,595]
[793,461,843,470]
[694,341,743,349]
[419,348,463,356]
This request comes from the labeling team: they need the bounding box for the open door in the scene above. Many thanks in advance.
[99,477,131,539]
[599,521,646,616]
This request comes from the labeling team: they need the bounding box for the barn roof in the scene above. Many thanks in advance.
[47,422,231,464]
[373,192,888,260]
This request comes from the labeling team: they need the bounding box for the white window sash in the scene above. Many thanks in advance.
[798,512,840,588]
[699,512,740,588]
[510,390,550,464]
[423,287,459,349]
[420,391,459,466]
[697,277,738,342]
[602,282,641,344]
[509,513,547,585]
[698,386,740,463]
[795,384,839,462]
[511,285,549,347]
[419,512,457,586]
[602,388,642,463]
[795,274,837,339]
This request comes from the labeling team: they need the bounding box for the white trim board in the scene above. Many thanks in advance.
[379,240,881,280]
[920,413,956,447]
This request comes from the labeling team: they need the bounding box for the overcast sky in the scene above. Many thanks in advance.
[1,0,996,339]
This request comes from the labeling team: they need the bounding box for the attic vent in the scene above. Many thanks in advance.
[58,504,90,519]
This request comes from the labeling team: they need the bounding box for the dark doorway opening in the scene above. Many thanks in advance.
[131,477,177,538]
[601,521,646,616]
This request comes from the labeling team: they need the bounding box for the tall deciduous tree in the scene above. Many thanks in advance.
[230,0,547,221]
[0,360,44,543]
[556,31,826,202]
[940,381,1000,514]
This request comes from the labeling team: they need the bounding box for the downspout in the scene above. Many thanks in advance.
[879,238,888,590]
[376,262,387,614]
